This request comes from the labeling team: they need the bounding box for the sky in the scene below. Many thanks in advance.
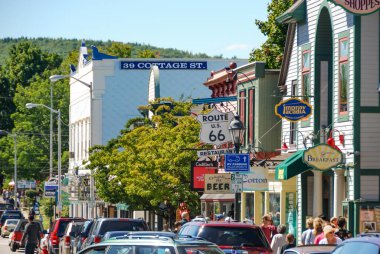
[0,0,270,59]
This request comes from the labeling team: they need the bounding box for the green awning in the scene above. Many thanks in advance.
[275,150,310,180]
[276,0,306,24]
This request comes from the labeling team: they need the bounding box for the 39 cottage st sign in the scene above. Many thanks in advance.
[196,108,234,146]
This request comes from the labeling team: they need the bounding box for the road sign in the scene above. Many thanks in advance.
[44,181,58,197]
[196,108,234,145]
[225,154,250,172]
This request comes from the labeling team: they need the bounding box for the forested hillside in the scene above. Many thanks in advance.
[0,37,216,65]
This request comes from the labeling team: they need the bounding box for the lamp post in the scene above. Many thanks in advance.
[0,130,17,204]
[228,114,246,221]
[26,103,62,214]
[49,74,94,217]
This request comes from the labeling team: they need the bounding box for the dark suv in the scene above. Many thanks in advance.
[81,218,148,249]
[0,210,24,234]
[47,217,86,254]
[178,221,272,254]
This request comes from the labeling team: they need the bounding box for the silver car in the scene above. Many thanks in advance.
[1,219,19,237]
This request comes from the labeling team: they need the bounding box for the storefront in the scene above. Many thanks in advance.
[276,0,380,238]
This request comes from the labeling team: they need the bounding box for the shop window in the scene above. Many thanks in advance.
[245,193,255,220]
[339,37,349,115]
[302,50,311,103]
[269,193,281,226]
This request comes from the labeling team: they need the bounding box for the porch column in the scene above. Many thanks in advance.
[313,170,323,216]
[333,168,345,216]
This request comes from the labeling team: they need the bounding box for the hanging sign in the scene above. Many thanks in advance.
[242,167,269,191]
[191,161,218,191]
[204,173,231,194]
[303,144,343,171]
[196,108,234,145]
[275,98,312,122]
[327,0,380,15]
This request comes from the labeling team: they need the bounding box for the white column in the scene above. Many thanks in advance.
[313,170,323,216]
[333,168,345,216]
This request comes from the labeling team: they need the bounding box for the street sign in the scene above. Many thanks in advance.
[44,181,58,197]
[196,108,234,146]
[197,148,235,157]
[224,154,250,172]
[231,173,243,193]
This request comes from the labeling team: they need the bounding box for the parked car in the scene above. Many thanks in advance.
[101,231,130,241]
[59,220,85,254]
[47,217,86,254]
[330,236,380,253]
[78,236,224,254]
[0,210,24,236]
[0,203,14,217]
[81,218,148,249]
[9,219,45,252]
[283,245,336,254]
[124,231,176,239]
[73,219,94,254]
[1,219,19,237]
[178,221,272,253]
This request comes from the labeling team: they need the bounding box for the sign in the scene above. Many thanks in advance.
[121,61,207,70]
[196,108,234,145]
[327,0,380,15]
[204,173,231,194]
[225,154,250,172]
[44,181,58,198]
[197,148,234,157]
[275,98,312,122]
[303,144,344,171]
[231,173,243,193]
[191,161,218,191]
[242,167,269,191]
[116,203,129,211]
[17,180,36,189]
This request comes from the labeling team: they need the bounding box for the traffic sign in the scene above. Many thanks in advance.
[224,154,250,172]
[196,108,234,146]
[44,181,58,198]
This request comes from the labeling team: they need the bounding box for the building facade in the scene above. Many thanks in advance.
[275,0,380,238]
[66,42,248,219]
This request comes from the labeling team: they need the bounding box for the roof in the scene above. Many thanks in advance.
[276,0,306,24]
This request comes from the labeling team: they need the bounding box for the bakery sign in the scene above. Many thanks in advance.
[275,98,312,122]
[328,0,380,15]
[303,144,343,171]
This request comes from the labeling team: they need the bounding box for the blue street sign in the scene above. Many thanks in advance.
[225,154,250,172]
[44,184,58,198]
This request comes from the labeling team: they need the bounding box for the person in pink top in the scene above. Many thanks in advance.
[261,214,278,244]
[313,218,325,244]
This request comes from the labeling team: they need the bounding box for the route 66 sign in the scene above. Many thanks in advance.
[196,108,234,145]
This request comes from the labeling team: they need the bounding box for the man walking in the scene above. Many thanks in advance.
[21,215,41,254]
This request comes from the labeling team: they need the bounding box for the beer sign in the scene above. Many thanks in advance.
[204,173,231,194]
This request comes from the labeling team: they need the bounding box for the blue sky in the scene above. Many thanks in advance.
[0,0,270,59]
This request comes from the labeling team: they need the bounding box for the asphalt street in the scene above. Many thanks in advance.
[0,235,24,254]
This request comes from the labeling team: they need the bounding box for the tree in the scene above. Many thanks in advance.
[249,0,293,69]
[89,98,201,216]
[137,49,158,58]
[106,42,132,58]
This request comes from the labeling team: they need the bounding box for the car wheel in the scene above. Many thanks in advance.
[10,243,16,252]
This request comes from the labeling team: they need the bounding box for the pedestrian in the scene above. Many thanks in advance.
[180,212,189,226]
[281,234,296,253]
[271,224,287,254]
[162,224,170,232]
[335,217,352,241]
[172,221,181,233]
[9,196,15,205]
[330,216,338,228]
[261,214,278,244]
[313,218,324,244]
[301,217,314,245]
[319,225,342,245]
[21,215,41,254]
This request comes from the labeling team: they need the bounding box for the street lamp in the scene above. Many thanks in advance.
[26,103,62,214]
[0,130,17,204]
[49,74,94,217]
[228,114,245,221]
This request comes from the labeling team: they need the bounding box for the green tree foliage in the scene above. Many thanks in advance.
[105,42,132,58]
[137,49,157,58]
[249,0,293,69]
[89,98,201,215]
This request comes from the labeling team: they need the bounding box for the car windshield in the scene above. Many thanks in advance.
[98,221,146,235]
[198,226,269,248]
[6,219,18,225]
[108,245,176,254]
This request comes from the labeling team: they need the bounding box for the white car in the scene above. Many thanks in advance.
[1,219,19,237]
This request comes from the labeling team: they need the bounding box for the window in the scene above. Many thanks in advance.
[302,50,311,103]
[269,193,281,226]
[339,38,349,114]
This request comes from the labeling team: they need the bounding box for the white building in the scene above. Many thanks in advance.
[67,42,248,218]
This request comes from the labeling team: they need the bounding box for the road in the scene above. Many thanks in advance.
[0,235,30,254]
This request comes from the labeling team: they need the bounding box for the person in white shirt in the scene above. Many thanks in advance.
[319,225,342,245]
[271,224,287,254]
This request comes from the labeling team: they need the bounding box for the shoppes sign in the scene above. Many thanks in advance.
[303,144,343,171]
[328,0,380,15]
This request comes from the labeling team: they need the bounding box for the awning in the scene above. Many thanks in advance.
[275,150,310,180]
[276,0,306,24]
[200,193,235,202]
